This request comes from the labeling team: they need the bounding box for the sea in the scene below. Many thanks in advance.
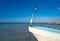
[0,23,60,41]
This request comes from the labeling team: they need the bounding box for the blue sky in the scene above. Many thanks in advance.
[0,0,60,22]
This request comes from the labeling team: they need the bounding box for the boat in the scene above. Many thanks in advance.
[28,14,60,41]
[28,0,60,40]
[29,26,60,41]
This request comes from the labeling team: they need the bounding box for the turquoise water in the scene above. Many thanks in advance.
[0,23,60,41]
[32,26,60,34]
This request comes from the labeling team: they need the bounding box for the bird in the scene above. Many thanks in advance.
[34,6,38,12]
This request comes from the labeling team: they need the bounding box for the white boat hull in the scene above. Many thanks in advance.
[28,26,60,41]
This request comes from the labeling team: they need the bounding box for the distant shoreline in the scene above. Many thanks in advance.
[0,22,60,25]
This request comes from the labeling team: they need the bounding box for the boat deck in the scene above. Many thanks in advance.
[29,26,60,34]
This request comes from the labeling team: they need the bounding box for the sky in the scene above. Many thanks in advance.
[0,0,60,23]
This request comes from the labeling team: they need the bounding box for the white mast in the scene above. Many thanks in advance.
[30,14,34,24]
[30,0,38,24]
